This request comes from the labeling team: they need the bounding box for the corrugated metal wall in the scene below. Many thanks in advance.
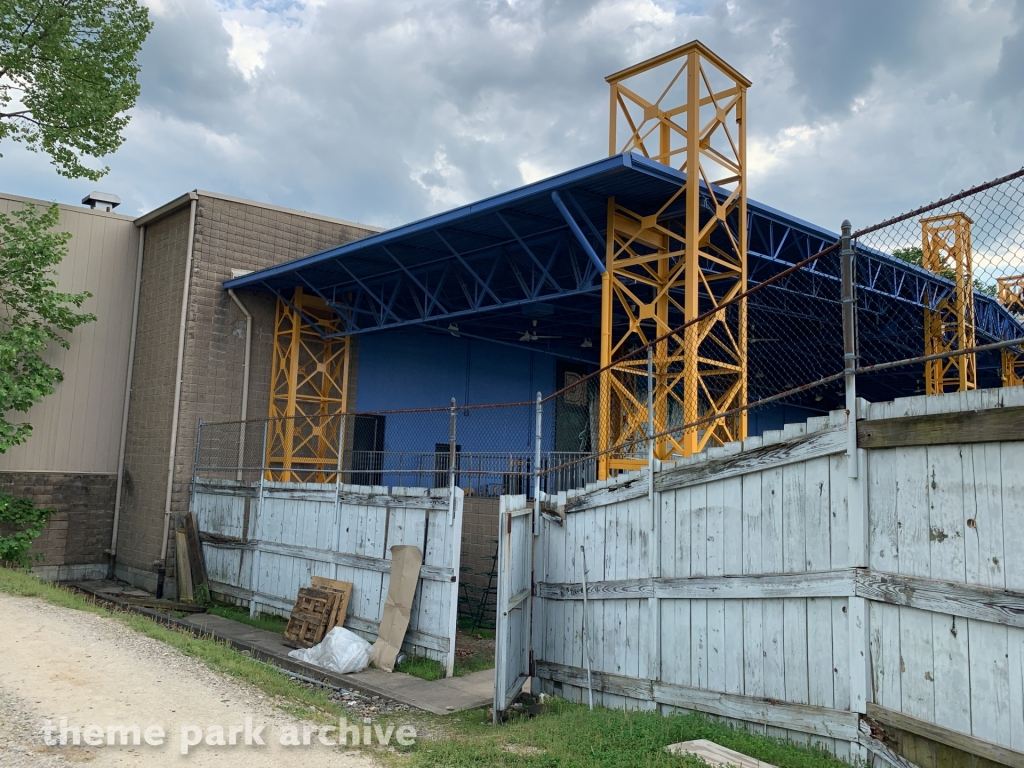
[0,193,139,474]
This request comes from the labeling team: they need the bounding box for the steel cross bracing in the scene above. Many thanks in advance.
[921,213,977,394]
[999,275,1024,386]
[599,41,751,475]
[252,196,1022,355]
[749,214,1022,343]
[266,287,350,483]
[258,214,604,339]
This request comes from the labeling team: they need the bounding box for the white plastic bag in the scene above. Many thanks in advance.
[287,626,371,674]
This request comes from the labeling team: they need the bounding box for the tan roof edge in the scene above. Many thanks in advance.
[605,40,752,88]
[133,189,384,232]
[133,191,198,227]
[195,189,384,232]
[0,190,137,222]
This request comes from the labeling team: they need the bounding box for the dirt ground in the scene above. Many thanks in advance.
[453,628,495,669]
[0,594,384,767]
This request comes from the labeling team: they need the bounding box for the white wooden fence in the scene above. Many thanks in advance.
[192,480,464,676]
[513,386,1024,767]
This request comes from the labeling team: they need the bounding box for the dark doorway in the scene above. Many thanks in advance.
[554,360,592,453]
[351,414,385,486]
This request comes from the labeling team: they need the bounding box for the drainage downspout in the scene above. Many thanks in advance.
[157,195,198,597]
[227,289,252,480]
[107,224,146,578]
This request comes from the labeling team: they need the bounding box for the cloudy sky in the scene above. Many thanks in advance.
[3,0,1024,233]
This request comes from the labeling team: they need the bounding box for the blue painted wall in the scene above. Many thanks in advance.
[748,403,828,435]
[353,327,826,458]
[354,327,556,455]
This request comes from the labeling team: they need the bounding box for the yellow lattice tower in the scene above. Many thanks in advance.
[267,287,351,482]
[998,275,1024,387]
[598,41,749,477]
[921,213,976,394]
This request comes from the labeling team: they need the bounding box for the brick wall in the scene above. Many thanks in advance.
[116,195,375,587]
[459,495,500,624]
[0,472,116,566]
[113,207,191,575]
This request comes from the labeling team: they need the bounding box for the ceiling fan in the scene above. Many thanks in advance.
[519,319,561,342]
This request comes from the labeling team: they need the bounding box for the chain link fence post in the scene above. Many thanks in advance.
[841,220,859,478]
[534,391,542,535]
[250,418,269,618]
[448,398,457,525]
[191,419,203,512]
[647,346,654,460]
[236,417,246,483]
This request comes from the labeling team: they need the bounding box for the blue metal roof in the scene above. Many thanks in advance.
[225,152,1023,401]
[224,153,703,342]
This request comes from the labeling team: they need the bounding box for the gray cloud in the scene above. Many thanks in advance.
[2,0,1022,238]
[986,0,1024,99]
[136,0,249,124]
[774,0,929,116]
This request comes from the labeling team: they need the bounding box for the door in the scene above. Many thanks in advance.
[351,414,385,485]
[554,360,592,453]
[493,495,533,722]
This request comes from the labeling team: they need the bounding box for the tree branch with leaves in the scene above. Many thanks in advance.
[0,203,95,566]
[0,0,152,180]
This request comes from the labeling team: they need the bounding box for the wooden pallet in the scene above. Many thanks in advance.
[283,587,340,649]
[310,576,353,631]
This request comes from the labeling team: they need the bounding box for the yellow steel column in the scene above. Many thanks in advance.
[267,288,350,482]
[681,47,701,456]
[600,42,750,472]
[598,198,615,479]
[998,275,1024,387]
[282,288,303,481]
[922,214,976,394]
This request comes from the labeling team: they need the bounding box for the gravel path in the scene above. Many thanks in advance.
[0,594,387,767]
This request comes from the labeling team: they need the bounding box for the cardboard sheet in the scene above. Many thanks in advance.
[369,544,423,672]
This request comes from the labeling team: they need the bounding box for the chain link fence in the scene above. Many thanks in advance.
[852,169,1024,397]
[194,401,594,498]
[193,167,1024,499]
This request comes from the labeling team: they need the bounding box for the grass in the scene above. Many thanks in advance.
[206,601,290,634]
[395,643,495,680]
[0,567,852,768]
[395,654,446,681]
[409,701,855,768]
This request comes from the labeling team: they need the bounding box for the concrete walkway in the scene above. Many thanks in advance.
[180,614,494,716]
[69,580,494,715]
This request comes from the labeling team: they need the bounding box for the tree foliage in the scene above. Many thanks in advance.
[0,203,95,566]
[0,0,152,180]
[892,245,996,296]
[0,493,51,567]
[0,203,94,452]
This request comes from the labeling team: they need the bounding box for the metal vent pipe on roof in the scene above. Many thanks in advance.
[82,191,121,211]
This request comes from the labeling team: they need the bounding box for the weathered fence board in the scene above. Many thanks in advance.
[514,387,1024,765]
[194,480,463,673]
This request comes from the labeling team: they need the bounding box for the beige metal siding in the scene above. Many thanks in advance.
[0,193,139,474]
